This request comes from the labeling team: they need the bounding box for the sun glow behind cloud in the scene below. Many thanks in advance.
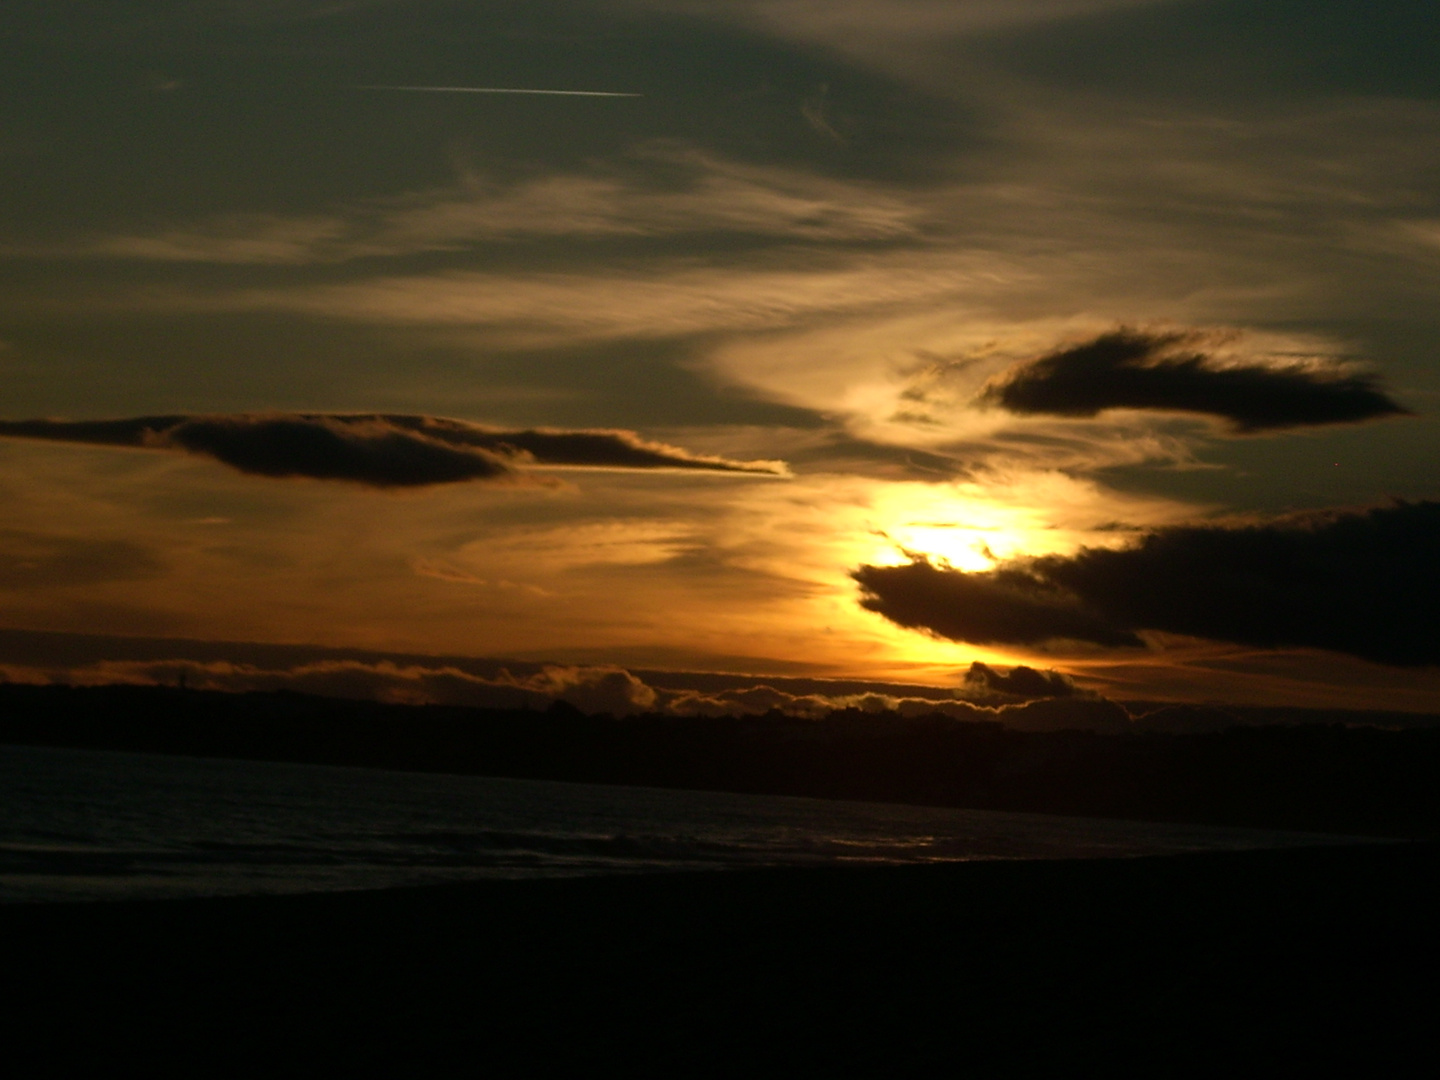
[1,0,1438,708]
[0,431,1196,685]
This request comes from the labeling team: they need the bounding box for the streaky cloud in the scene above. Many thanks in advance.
[854,501,1440,667]
[979,329,1410,432]
[0,414,787,488]
[356,85,642,97]
[373,415,786,474]
[0,529,164,589]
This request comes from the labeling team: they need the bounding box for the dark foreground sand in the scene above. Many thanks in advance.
[6,844,1438,1072]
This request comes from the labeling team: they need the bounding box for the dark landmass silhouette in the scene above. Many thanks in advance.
[4,681,1439,837]
[5,682,1438,1071]
[4,844,1436,1071]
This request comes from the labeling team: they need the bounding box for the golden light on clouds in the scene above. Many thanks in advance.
[0,433,1201,687]
[2,0,1438,711]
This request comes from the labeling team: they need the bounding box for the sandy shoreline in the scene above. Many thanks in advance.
[5,842,1436,1069]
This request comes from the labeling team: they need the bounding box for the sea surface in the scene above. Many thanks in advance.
[0,743,1370,902]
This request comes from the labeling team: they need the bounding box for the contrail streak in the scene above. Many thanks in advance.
[357,85,642,97]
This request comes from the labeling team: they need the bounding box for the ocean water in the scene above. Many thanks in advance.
[0,743,1367,902]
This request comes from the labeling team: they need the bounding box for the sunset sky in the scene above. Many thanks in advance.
[3,0,1438,714]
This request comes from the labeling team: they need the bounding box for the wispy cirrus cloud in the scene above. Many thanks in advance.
[0,413,787,488]
[649,0,1171,83]
[355,85,643,97]
[125,251,1024,355]
[23,149,923,266]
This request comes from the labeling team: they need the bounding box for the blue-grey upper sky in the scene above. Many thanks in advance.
[2,0,1438,710]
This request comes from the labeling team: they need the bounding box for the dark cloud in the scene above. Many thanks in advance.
[166,416,515,486]
[851,560,1143,649]
[978,330,1410,432]
[963,661,1077,699]
[855,501,1440,667]
[0,414,786,488]
[376,416,785,474]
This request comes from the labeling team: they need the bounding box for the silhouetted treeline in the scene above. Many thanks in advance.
[3,681,1440,837]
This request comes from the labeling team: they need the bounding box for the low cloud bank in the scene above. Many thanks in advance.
[0,414,786,487]
[12,653,1427,732]
[0,656,1131,732]
[854,501,1440,667]
[0,659,660,716]
[979,329,1409,431]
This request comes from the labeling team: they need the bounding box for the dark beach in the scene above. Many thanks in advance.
[7,842,1437,1071]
